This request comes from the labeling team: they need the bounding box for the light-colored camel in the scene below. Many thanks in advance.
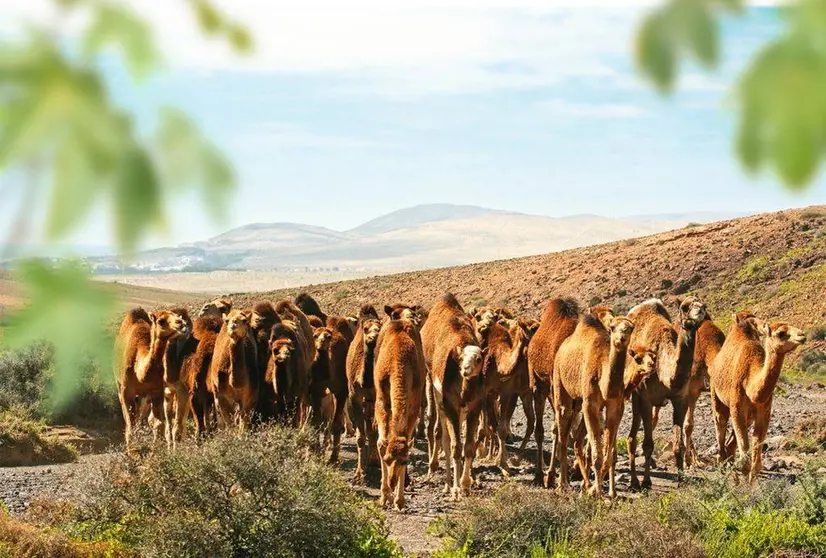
[421,294,486,500]
[115,308,190,447]
[626,297,704,490]
[526,297,581,486]
[709,312,806,482]
[652,299,726,468]
[197,298,232,319]
[347,308,383,482]
[207,309,259,430]
[374,317,426,509]
[554,313,634,497]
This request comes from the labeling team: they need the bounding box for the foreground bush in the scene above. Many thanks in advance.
[0,408,78,466]
[433,473,826,558]
[59,425,399,558]
[0,344,118,427]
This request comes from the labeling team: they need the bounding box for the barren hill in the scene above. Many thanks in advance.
[222,206,826,332]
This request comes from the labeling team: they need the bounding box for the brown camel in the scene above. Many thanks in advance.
[374,317,426,509]
[626,297,705,490]
[296,292,358,343]
[709,312,806,482]
[347,307,383,482]
[159,308,194,450]
[208,309,258,430]
[473,317,532,473]
[652,299,726,468]
[526,297,581,486]
[554,313,634,497]
[197,298,232,319]
[496,318,540,456]
[309,326,337,446]
[421,294,486,500]
[177,314,223,440]
[116,308,190,447]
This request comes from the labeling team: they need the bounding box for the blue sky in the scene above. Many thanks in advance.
[4,1,826,249]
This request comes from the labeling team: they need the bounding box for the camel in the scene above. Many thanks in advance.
[473,317,532,473]
[309,326,338,447]
[207,309,259,430]
[709,312,806,482]
[178,314,223,440]
[116,308,190,447]
[159,307,194,450]
[626,297,705,490]
[197,298,232,319]
[346,307,383,482]
[554,313,634,497]
[421,294,486,500]
[373,317,426,509]
[652,299,726,468]
[296,292,358,343]
[526,297,581,486]
[267,321,312,426]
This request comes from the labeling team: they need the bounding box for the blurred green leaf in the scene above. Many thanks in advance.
[637,11,677,92]
[81,2,160,79]
[683,2,719,66]
[227,24,253,53]
[189,0,254,52]
[192,0,223,34]
[3,261,117,409]
[47,140,102,239]
[113,145,164,253]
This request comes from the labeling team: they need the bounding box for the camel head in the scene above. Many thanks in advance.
[270,324,297,364]
[518,318,541,341]
[361,319,381,348]
[198,298,232,319]
[250,302,276,331]
[223,310,251,341]
[455,344,485,379]
[313,326,333,352]
[150,310,190,339]
[589,305,616,330]
[761,322,807,355]
[385,304,422,328]
[471,306,497,336]
[677,296,707,330]
[626,345,656,392]
[608,316,635,349]
[733,311,765,339]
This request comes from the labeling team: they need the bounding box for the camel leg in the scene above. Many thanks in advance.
[731,402,751,475]
[494,396,511,474]
[442,402,464,501]
[652,405,660,430]
[191,392,207,440]
[349,398,368,483]
[750,407,771,484]
[163,388,175,450]
[462,408,482,494]
[533,383,548,485]
[426,376,441,476]
[627,395,642,491]
[519,392,535,453]
[683,392,700,469]
[672,398,689,473]
[602,399,623,499]
[395,463,407,510]
[639,398,654,490]
[572,419,589,494]
[174,385,190,448]
[118,389,139,448]
[378,440,391,507]
[710,389,731,464]
[149,395,165,446]
[329,390,347,465]
[554,394,574,493]
[582,399,604,497]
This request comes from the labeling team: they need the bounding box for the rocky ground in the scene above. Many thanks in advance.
[2,384,824,555]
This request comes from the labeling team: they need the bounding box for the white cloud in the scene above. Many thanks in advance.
[541,98,648,118]
[236,122,387,151]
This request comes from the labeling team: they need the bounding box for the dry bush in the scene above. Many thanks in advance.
[0,408,78,466]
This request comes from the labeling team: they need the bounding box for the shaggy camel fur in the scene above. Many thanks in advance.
[116,308,190,447]
[347,308,383,482]
[421,294,486,500]
[309,326,337,446]
[374,318,426,509]
[554,314,634,497]
[175,314,223,440]
[208,310,259,429]
[626,297,705,490]
[197,298,232,319]
[473,318,532,473]
[709,312,806,482]
[526,298,581,486]
[652,300,726,468]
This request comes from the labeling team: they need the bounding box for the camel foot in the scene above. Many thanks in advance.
[353,469,365,485]
[641,477,652,490]
[629,476,641,492]
[498,465,512,478]
[451,486,463,501]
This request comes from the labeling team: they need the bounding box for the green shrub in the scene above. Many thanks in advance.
[738,256,771,281]
[0,344,118,427]
[0,408,78,466]
[64,425,399,558]
[808,325,826,342]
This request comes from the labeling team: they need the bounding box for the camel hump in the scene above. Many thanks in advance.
[359,304,379,320]
[294,292,326,320]
[629,298,671,321]
[440,293,463,311]
[126,307,151,324]
[541,297,580,321]
[581,313,607,331]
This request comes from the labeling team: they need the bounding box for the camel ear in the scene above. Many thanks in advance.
[384,305,394,318]
[481,346,489,357]
[455,345,464,360]
[761,322,771,337]
[628,347,637,360]
[346,316,358,327]
[149,312,159,325]
[223,313,230,323]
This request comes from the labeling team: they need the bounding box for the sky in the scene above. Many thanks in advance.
[3,0,826,250]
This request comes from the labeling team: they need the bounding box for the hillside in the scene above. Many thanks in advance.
[88,204,726,280]
[216,206,826,333]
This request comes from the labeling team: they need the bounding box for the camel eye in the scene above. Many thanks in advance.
[158,318,167,327]
[777,331,789,340]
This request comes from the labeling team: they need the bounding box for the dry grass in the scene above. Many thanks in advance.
[0,409,78,467]
[0,510,126,558]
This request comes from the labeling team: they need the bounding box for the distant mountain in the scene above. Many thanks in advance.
[88,204,726,276]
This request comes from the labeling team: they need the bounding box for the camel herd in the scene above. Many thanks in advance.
[115,291,807,509]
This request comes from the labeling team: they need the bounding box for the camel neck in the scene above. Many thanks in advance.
[666,325,696,392]
[749,346,785,404]
[602,343,627,398]
[229,337,248,387]
[138,329,169,381]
